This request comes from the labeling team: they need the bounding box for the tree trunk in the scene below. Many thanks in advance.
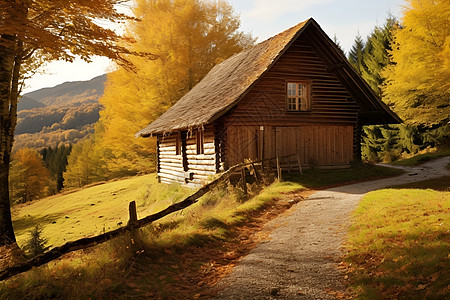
[0,0,27,246]
[0,35,18,245]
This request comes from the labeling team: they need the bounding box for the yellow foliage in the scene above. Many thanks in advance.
[382,0,450,125]
[96,0,253,175]
[9,148,52,203]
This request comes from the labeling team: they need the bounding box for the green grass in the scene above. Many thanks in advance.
[2,163,405,299]
[284,164,404,188]
[3,176,306,299]
[11,174,191,249]
[345,178,450,299]
[391,149,450,166]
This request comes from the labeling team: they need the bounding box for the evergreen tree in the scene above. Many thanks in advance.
[348,33,365,75]
[23,224,49,257]
[332,34,346,56]
[40,144,72,191]
[362,17,397,96]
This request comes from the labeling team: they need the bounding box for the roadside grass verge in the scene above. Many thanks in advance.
[344,178,450,299]
[1,163,403,298]
[285,163,404,188]
[391,149,450,166]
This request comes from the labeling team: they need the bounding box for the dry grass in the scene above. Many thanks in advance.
[344,178,450,299]
[1,164,406,299]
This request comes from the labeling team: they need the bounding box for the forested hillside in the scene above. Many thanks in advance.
[14,75,106,150]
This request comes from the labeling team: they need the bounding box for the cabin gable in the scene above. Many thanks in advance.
[220,34,359,126]
[218,33,361,167]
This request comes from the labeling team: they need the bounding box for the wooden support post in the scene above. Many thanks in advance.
[287,155,291,174]
[128,201,138,226]
[276,156,282,181]
[297,152,303,175]
[241,168,248,198]
[251,162,260,183]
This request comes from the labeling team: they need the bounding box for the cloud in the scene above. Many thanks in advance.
[245,0,335,21]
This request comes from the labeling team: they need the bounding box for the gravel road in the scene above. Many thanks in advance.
[211,157,450,299]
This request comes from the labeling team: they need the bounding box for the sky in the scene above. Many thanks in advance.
[23,0,405,94]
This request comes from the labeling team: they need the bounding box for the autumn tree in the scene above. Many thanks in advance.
[0,0,140,246]
[382,0,450,126]
[9,148,51,203]
[63,138,108,188]
[94,0,254,176]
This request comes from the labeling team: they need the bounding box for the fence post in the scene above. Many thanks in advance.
[241,168,248,198]
[297,151,303,175]
[276,156,282,181]
[128,201,138,226]
[251,162,260,183]
[287,155,291,174]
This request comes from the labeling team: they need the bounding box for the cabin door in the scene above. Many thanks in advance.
[274,125,354,167]
[274,127,299,163]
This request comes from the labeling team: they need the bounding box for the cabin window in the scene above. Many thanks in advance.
[286,82,310,111]
[175,133,181,156]
[196,131,204,155]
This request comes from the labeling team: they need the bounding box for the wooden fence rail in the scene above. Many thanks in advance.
[0,153,303,282]
[0,160,261,281]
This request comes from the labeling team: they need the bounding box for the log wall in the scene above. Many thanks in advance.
[158,133,184,184]
[157,126,218,186]
[185,127,217,186]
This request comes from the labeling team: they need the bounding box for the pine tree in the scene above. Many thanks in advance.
[361,17,397,96]
[23,224,49,257]
[40,144,72,191]
[348,33,365,75]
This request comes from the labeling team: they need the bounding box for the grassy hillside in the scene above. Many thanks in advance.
[11,174,190,248]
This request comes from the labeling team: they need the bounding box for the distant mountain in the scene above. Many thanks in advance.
[23,74,106,107]
[14,74,107,150]
[17,96,46,111]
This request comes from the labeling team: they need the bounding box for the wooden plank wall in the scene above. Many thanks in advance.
[220,36,360,127]
[225,125,353,167]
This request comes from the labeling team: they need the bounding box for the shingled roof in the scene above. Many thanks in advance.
[137,18,400,137]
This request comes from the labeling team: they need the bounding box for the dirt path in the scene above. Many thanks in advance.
[211,157,450,299]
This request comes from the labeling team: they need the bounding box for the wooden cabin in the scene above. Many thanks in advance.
[136,18,401,186]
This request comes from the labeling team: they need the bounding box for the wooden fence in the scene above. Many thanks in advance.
[0,154,302,281]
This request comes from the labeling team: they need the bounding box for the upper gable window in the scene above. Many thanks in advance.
[287,82,311,111]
